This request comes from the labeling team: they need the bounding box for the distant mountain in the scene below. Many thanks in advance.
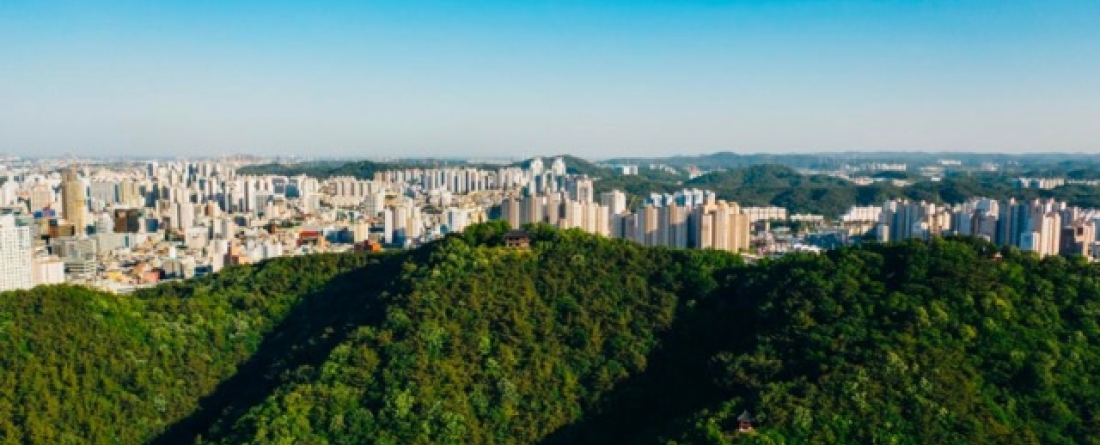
[512,154,613,177]
[673,164,889,217]
[605,152,850,170]
[3,225,1100,444]
[237,159,498,180]
[606,151,1100,171]
[236,160,394,179]
[684,164,838,188]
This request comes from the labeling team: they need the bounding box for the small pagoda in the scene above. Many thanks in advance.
[737,410,756,433]
[503,230,531,248]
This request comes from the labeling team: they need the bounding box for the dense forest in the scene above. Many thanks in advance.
[3,223,1099,444]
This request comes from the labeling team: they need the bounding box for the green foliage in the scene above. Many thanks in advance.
[643,239,1100,445]
[237,160,470,180]
[0,253,385,444]
[198,226,732,445]
[2,225,1100,445]
[683,164,882,217]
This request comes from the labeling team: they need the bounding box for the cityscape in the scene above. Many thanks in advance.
[3,154,1100,293]
[4,1,1100,443]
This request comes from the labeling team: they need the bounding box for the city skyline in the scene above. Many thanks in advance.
[6,153,1100,294]
[3,1,1099,157]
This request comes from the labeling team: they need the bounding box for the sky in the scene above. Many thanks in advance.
[1,0,1099,158]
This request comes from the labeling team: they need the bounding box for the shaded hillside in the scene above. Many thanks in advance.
[3,225,1100,445]
[544,238,1100,444]
[0,222,740,445]
[193,222,740,444]
[0,253,393,444]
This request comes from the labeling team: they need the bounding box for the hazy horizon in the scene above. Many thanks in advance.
[2,1,1098,158]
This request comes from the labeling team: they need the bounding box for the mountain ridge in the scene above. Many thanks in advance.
[1,224,1098,444]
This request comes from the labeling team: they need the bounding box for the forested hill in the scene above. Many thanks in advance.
[513,155,612,177]
[236,159,488,179]
[2,223,1100,444]
[238,155,616,180]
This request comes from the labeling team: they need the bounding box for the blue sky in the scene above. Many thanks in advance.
[1,0,1098,158]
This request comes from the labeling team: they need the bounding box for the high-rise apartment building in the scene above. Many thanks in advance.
[523,195,544,225]
[0,215,33,291]
[501,196,522,229]
[601,190,627,216]
[29,183,53,213]
[32,256,65,286]
[364,191,386,217]
[690,201,750,252]
[61,167,87,234]
[567,176,594,203]
[664,203,690,248]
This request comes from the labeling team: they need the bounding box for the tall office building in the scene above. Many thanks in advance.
[61,167,87,234]
[0,215,33,291]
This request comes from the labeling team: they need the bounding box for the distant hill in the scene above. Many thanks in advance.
[512,154,613,177]
[672,164,893,217]
[606,151,1100,171]
[237,157,1100,216]
[3,226,1100,444]
[237,159,496,180]
[606,152,850,170]
[236,160,396,179]
[684,164,840,188]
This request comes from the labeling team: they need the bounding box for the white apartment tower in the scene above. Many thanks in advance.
[601,190,627,216]
[0,215,33,291]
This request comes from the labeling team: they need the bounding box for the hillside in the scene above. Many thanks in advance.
[676,164,895,217]
[237,160,394,179]
[236,159,485,180]
[605,151,1100,172]
[0,252,396,444]
[2,224,1100,444]
[513,155,612,178]
[606,152,843,171]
